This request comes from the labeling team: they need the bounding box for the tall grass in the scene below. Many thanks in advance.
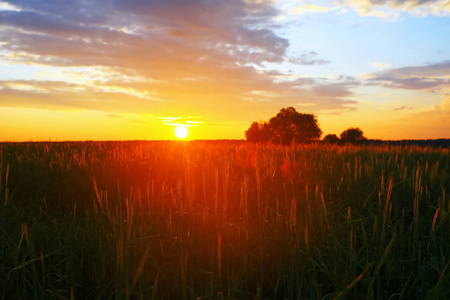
[0,141,449,299]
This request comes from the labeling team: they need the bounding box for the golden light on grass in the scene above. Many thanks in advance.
[175,125,188,139]
[2,141,449,298]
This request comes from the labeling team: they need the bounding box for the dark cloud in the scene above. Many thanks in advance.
[0,10,85,35]
[368,61,450,91]
[0,0,358,115]
[1,0,114,25]
[378,60,450,77]
[1,0,287,65]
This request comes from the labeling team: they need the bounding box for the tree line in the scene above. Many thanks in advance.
[245,107,366,145]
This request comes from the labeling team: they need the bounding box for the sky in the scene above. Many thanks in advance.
[0,0,449,141]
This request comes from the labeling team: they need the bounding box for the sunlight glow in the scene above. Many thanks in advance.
[175,125,188,139]
[0,1,21,11]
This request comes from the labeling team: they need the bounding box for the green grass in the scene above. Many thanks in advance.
[0,141,449,299]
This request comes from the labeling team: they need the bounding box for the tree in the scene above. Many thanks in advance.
[245,121,271,143]
[268,107,322,144]
[323,134,340,144]
[245,107,322,144]
[340,127,367,144]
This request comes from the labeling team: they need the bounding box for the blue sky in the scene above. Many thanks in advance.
[0,0,449,141]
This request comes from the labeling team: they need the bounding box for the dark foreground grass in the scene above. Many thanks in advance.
[0,141,449,299]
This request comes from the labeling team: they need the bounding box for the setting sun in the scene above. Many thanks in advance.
[175,125,188,139]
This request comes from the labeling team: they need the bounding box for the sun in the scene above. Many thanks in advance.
[175,125,188,139]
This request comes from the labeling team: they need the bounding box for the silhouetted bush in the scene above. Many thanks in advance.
[340,128,367,144]
[246,107,322,144]
[323,134,340,144]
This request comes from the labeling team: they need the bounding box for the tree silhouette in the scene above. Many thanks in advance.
[246,107,322,144]
[340,128,367,144]
[323,134,340,144]
[245,121,271,143]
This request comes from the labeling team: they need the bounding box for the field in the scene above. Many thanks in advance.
[0,141,449,299]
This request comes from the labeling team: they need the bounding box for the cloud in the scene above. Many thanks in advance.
[0,79,161,113]
[390,97,450,138]
[284,0,450,19]
[312,83,355,97]
[288,51,330,65]
[393,106,413,110]
[372,61,391,69]
[0,10,89,36]
[367,60,450,91]
[159,115,204,127]
[106,114,123,119]
[0,0,287,67]
[335,0,450,19]
[290,4,334,14]
[0,0,359,118]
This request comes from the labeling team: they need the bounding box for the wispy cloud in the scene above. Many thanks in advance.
[106,114,123,119]
[390,97,450,138]
[372,61,391,69]
[284,0,450,20]
[393,106,413,110]
[288,51,330,65]
[290,4,334,14]
[160,116,204,127]
[367,60,450,91]
[335,0,450,19]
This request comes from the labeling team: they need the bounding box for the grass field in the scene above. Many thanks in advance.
[0,141,449,299]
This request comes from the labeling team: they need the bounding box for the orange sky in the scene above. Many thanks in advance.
[0,0,449,141]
